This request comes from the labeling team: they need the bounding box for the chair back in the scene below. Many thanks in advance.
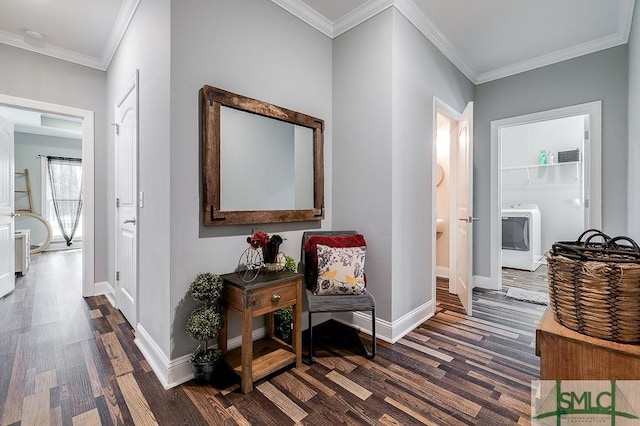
[300,231,358,290]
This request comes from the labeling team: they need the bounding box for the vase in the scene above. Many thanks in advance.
[262,243,279,264]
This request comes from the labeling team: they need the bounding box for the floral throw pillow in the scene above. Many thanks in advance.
[315,244,366,295]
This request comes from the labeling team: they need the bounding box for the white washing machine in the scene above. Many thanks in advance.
[501,204,542,271]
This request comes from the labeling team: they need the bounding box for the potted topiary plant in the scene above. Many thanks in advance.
[274,255,297,343]
[186,272,224,383]
[274,306,294,343]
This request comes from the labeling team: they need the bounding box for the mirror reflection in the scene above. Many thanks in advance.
[220,106,314,211]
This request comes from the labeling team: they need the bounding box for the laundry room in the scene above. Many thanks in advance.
[500,114,587,272]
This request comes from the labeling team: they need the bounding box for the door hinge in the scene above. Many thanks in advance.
[112,122,120,135]
[116,198,120,208]
[584,199,590,208]
[116,271,120,281]
[584,130,589,140]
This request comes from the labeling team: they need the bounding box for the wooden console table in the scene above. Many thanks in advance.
[536,307,640,379]
[219,271,302,393]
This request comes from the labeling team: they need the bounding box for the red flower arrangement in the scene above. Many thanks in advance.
[247,231,270,249]
[247,231,284,264]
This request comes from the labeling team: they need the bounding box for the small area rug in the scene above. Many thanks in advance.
[505,287,549,305]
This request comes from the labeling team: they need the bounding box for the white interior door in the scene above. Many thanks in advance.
[0,116,15,298]
[115,73,138,327]
[455,102,474,315]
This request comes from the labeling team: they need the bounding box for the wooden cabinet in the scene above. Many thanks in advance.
[536,307,640,379]
[15,229,30,275]
[219,271,302,394]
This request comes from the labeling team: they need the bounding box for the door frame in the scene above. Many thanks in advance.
[432,97,462,300]
[489,101,602,290]
[0,94,95,297]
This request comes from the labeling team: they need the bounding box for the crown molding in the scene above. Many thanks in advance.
[619,0,636,42]
[269,0,333,37]
[101,0,141,70]
[393,0,478,83]
[475,0,636,84]
[0,0,139,71]
[476,32,628,84]
[332,0,394,38]
[1,0,633,82]
[0,29,105,70]
[274,0,635,85]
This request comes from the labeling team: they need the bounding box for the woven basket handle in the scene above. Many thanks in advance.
[579,228,611,245]
[551,242,589,260]
[605,236,640,253]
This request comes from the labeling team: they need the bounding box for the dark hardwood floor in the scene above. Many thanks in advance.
[1,251,545,425]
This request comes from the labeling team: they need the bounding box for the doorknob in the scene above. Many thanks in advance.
[458,216,479,223]
[123,218,136,225]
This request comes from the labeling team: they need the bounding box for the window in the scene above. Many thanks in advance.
[41,157,83,242]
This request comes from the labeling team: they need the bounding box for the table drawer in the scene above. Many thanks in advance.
[251,282,298,315]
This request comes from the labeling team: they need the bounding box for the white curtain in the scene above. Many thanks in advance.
[47,156,83,246]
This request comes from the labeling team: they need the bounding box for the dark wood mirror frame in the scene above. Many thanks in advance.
[201,85,324,226]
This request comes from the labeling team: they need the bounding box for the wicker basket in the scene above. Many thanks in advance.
[547,229,640,343]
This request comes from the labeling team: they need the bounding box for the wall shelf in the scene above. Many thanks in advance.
[501,160,580,172]
[502,161,580,184]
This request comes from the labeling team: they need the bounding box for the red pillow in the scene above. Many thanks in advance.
[304,234,367,292]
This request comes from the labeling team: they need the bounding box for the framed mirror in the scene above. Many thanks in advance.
[201,85,324,226]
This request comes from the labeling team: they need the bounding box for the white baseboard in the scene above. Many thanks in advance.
[94,281,114,297]
[136,323,269,389]
[135,324,173,389]
[138,305,423,390]
[332,299,434,344]
[436,266,449,278]
[473,274,499,290]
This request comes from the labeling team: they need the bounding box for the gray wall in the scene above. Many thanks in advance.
[474,45,629,277]
[169,0,333,358]
[390,10,474,320]
[333,10,394,321]
[0,43,108,281]
[14,133,82,243]
[333,9,474,323]
[629,3,640,242]
[106,0,171,356]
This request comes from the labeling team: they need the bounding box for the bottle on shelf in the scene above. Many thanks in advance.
[539,150,547,165]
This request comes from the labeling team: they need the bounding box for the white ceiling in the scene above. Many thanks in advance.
[0,0,635,83]
[0,0,139,70]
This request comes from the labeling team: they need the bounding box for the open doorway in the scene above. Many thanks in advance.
[433,98,474,315]
[490,101,602,292]
[0,94,95,297]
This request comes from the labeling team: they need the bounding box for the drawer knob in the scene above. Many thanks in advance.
[271,294,281,302]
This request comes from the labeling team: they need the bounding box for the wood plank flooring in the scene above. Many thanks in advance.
[501,266,548,293]
[1,251,545,425]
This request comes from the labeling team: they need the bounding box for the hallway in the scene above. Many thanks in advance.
[1,251,544,425]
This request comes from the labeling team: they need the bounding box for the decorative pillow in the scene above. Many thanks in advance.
[315,244,366,295]
[304,234,367,292]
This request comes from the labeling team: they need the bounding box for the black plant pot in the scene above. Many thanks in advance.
[191,360,216,383]
[275,325,292,345]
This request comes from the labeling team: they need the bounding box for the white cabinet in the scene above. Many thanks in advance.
[15,229,30,275]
